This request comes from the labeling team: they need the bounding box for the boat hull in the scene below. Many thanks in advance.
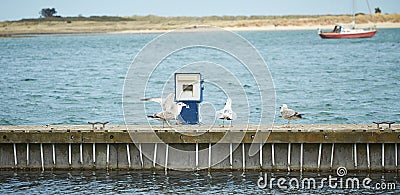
[319,30,377,39]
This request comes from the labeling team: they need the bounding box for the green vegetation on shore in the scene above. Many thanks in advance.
[9,14,400,23]
[1,14,399,35]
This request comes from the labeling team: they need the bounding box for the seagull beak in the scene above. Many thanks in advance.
[186,105,190,108]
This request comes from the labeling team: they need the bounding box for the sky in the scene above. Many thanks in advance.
[0,0,399,21]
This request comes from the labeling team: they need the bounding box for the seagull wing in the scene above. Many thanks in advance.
[141,93,175,111]
[216,108,236,120]
[161,93,175,111]
[156,111,175,120]
[140,97,163,104]
[287,109,297,117]
[215,109,224,119]
[281,108,301,120]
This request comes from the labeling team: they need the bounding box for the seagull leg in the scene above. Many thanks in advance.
[283,120,289,128]
[230,120,233,127]
[221,119,225,128]
[166,120,172,128]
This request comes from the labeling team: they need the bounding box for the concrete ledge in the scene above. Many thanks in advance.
[0,124,398,171]
[0,124,399,143]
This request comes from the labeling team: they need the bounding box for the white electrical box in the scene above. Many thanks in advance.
[175,73,202,101]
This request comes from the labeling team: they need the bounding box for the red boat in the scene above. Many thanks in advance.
[318,25,377,39]
[318,0,377,39]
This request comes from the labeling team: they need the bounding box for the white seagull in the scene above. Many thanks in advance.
[280,104,302,126]
[141,93,188,127]
[216,98,237,127]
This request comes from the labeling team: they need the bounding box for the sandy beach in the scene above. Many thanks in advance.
[1,14,399,36]
[105,22,400,34]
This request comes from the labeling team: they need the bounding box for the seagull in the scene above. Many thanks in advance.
[147,102,187,127]
[141,93,188,127]
[216,98,237,127]
[280,104,302,126]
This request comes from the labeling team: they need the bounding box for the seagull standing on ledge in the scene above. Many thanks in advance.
[147,102,187,127]
[280,104,302,126]
[216,98,237,127]
[141,93,188,127]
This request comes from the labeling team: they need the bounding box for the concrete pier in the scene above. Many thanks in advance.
[0,124,398,172]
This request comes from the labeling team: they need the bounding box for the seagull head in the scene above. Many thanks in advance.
[177,102,189,108]
[280,104,288,111]
[225,98,232,106]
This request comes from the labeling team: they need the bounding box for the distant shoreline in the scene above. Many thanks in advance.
[1,14,399,36]
[109,22,400,34]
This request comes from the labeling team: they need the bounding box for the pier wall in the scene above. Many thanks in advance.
[0,124,398,172]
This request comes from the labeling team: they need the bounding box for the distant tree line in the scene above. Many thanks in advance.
[31,7,384,22]
[375,7,381,14]
[39,8,58,18]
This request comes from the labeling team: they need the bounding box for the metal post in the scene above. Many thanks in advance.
[40,143,44,172]
[165,144,169,172]
[229,143,233,168]
[259,143,263,167]
[126,144,131,168]
[68,143,72,165]
[330,143,335,169]
[318,143,322,170]
[287,143,291,171]
[196,143,199,169]
[300,143,304,172]
[13,143,17,166]
[354,143,357,168]
[395,144,398,168]
[26,143,29,166]
[52,144,56,165]
[106,144,110,169]
[153,143,157,167]
[367,143,370,170]
[382,143,385,169]
[208,143,212,168]
[92,143,96,165]
[80,143,83,164]
[271,143,275,167]
[139,143,143,167]
[242,143,245,171]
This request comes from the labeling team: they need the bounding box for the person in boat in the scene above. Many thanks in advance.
[332,26,338,33]
[332,25,342,33]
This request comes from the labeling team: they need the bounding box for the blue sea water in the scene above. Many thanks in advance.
[0,29,400,194]
[0,171,398,194]
[1,29,399,126]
